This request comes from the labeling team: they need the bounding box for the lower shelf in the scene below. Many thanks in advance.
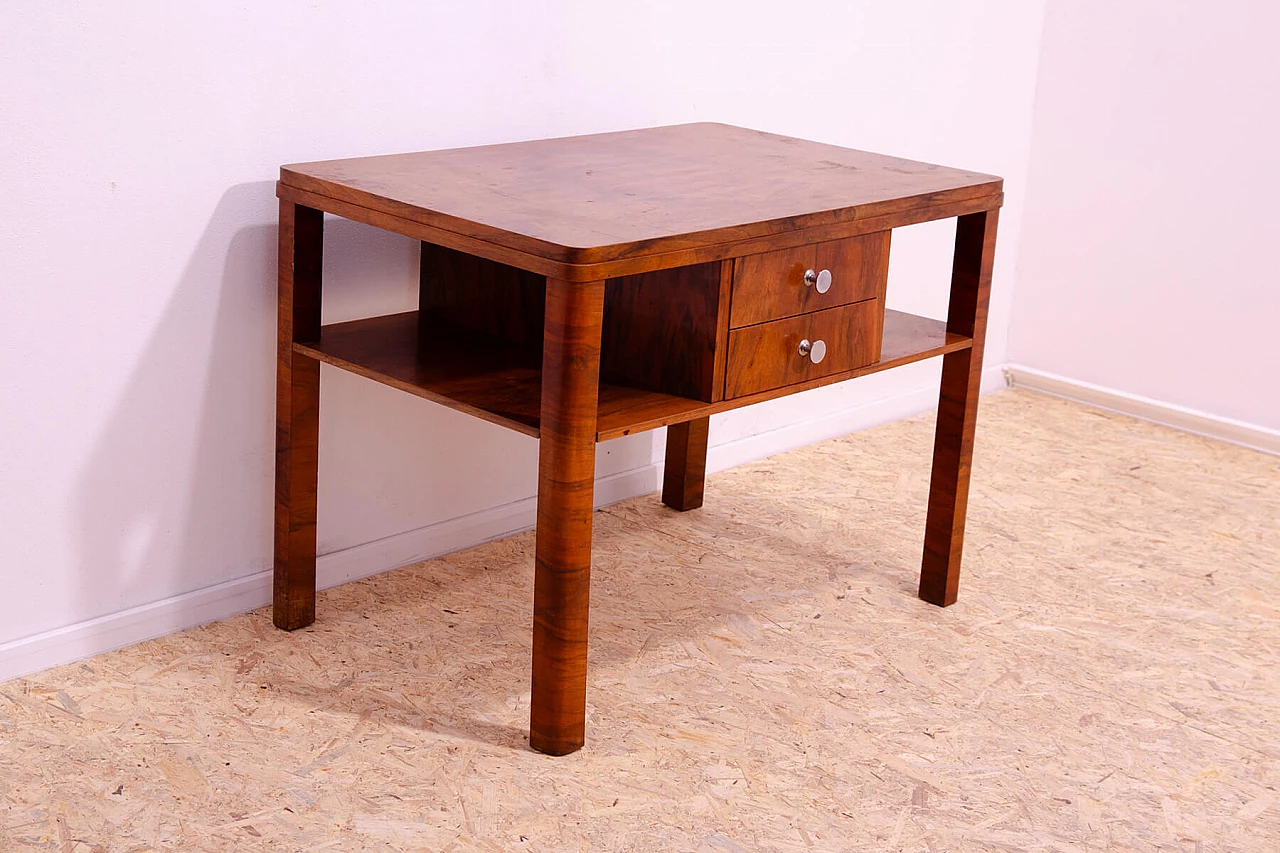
[294,309,970,441]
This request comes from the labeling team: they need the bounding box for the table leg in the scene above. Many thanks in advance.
[662,417,710,511]
[530,277,605,755]
[273,201,323,630]
[920,209,999,607]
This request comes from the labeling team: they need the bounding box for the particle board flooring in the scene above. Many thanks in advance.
[2,389,1278,851]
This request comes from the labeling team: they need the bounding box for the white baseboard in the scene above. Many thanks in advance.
[314,462,660,590]
[1005,364,1280,456]
[706,364,1008,473]
[3,364,1024,684]
[0,464,661,683]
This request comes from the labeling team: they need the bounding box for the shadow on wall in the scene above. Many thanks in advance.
[71,182,281,629]
[67,181,657,639]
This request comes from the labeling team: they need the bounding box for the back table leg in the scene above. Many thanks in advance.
[920,209,999,607]
[273,201,323,630]
[662,417,710,511]
[530,277,605,755]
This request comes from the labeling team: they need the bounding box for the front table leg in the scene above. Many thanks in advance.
[920,209,999,606]
[273,201,323,630]
[530,277,605,755]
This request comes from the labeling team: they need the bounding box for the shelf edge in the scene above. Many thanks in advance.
[293,336,543,440]
[595,310,971,440]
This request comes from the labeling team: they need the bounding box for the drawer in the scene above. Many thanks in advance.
[724,299,883,398]
[729,231,890,328]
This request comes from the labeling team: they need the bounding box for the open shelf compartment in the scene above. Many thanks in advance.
[294,309,970,441]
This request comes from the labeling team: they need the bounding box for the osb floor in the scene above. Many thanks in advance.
[3,390,1279,852]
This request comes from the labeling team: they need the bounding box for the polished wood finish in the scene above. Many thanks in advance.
[278,123,1000,281]
[602,262,723,401]
[298,312,543,437]
[697,310,970,421]
[272,124,1003,755]
[662,417,711,511]
[730,232,890,328]
[277,180,999,283]
[529,278,605,756]
[725,300,883,398]
[711,261,734,402]
[731,248,809,327]
[294,311,704,440]
[920,210,1000,607]
[273,201,323,631]
[420,242,545,347]
[293,308,969,441]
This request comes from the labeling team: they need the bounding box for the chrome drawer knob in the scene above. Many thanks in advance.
[798,338,827,364]
[804,268,832,294]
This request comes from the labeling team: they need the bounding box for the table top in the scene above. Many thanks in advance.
[281,122,1001,268]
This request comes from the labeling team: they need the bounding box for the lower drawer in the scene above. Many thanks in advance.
[724,300,883,398]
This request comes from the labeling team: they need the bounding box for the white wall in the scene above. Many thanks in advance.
[1010,1,1280,432]
[0,1,1047,676]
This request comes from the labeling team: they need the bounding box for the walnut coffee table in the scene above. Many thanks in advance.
[272,123,1002,754]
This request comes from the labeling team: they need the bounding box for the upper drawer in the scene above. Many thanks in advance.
[729,231,890,329]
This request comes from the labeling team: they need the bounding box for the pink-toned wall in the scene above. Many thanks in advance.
[1010,1,1280,431]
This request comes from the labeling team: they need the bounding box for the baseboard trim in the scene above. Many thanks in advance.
[0,464,660,683]
[1005,364,1280,456]
[3,362,1031,684]
[706,364,1008,473]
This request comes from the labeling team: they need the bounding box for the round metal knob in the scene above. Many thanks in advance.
[804,268,832,294]
[798,338,827,364]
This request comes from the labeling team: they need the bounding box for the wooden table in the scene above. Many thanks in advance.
[272,123,1002,754]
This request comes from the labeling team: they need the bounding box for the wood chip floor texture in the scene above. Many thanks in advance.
[2,389,1278,852]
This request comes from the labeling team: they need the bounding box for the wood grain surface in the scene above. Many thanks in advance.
[276,180,999,283]
[529,278,605,755]
[293,312,704,440]
[420,242,545,346]
[601,262,723,401]
[920,210,1000,606]
[273,201,323,631]
[725,300,883,398]
[280,123,1001,270]
[293,309,969,442]
[662,417,711,511]
[729,232,890,328]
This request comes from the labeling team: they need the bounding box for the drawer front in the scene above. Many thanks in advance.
[725,299,883,398]
[729,231,890,328]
